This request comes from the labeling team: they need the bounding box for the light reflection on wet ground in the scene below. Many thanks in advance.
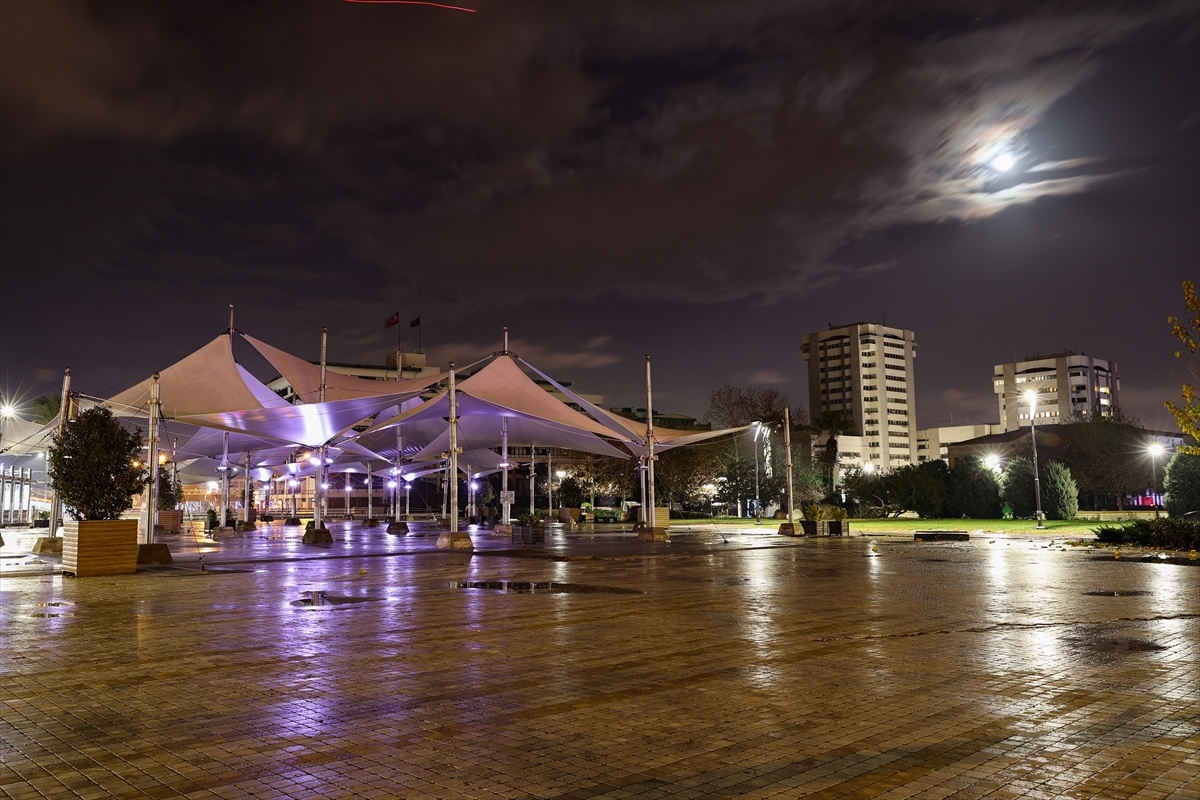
[1,522,1197,798]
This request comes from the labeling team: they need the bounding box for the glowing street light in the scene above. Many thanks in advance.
[1148,443,1165,517]
[1025,390,1045,530]
[985,454,1001,471]
[862,462,876,474]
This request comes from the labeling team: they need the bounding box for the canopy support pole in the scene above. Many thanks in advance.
[638,355,666,541]
[45,368,71,539]
[219,431,229,529]
[529,450,536,517]
[548,449,553,517]
[438,363,471,549]
[388,424,408,533]
[306,328,331,542]
[144,374,160,545]
[366,462,373,522]
[782,407,796,536]
[501,416,509,526]
[242,452,254,529]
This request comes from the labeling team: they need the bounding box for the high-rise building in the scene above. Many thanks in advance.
[993,352,1119,432]
[802,322,917,471]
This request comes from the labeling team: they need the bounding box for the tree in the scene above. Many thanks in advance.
[655,445,721,509]
[841,467,889,517]
[1166,279,1199,454]
[1164,452,1200,517]
[915,460,950,517]
[886,464,944,518]
[1041,461,1078,520]
[557,476,585,509]
[47,407,148,521]
[157,468,182,511]
[810,411,856,494]
[945,456,1001,519]
[29,393,61,425]
[714,458,758,515]
[572,453,635,506]
[1001,457,1037,518]
[1032,410,1151,510]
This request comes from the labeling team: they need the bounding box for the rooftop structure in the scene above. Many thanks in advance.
[993,352,1119,432]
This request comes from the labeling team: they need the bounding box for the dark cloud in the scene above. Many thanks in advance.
[1,0,1197,430]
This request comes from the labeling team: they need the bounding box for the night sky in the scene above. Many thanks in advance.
[2,0,1197,432]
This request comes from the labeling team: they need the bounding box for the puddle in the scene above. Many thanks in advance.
[31,613,74,618]
[35,602,72,607]
[1082,590,1153,597]
[706,577,752,585]
[290,591,382,608]
[450,581,645,595]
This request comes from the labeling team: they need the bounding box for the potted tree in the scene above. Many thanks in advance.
[826,505,848,536]
[801,504,823,537]
[48,407,148,577]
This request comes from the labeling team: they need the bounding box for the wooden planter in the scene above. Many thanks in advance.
[800,520,819,536]
[63,520,139,577]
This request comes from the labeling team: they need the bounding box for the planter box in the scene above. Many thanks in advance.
[800,520,819,536]
[826,521,845,536]
[157,510,184,533]
[63,520,139,578]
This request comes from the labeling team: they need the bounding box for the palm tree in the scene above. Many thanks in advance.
[810,411,856,495]
[29,394,61,425]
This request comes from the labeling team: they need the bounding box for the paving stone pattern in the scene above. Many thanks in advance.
[2,526,1198,799]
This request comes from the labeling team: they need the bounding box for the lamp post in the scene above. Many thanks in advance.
[405,477,412,518]
[344,474,352,520]
[752,421,762,525]
[1148,443,1165,517]
[1025,390,1045,530]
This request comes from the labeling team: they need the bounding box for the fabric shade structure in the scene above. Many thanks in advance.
[107,335,290,417]
[513,354,750,454]
[364,355,633,459]
[0,417,55,456]
[243,334,445,403]
[176,392,425,449]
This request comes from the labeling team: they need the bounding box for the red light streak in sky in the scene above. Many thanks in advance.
[342,0,476,11]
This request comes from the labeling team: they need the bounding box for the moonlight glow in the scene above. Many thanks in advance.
[992,153,1015,171]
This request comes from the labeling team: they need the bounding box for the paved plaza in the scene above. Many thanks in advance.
[2,523,1198,799]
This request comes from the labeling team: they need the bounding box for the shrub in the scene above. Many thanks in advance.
[1042,461,1079,520]
[1163,452,1200,517]
[827,506,848,521]
[47,406,148,521]
[946,456,1002,519]
[802,504,823,521]
[1002,457,1037,518]
[1093,518,1200,550]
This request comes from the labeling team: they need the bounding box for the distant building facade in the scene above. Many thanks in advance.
[802,322,918,471]
[606,408,711,431]
[993,352,1119,432]
[266,349,442,403]
[915,424,999,463]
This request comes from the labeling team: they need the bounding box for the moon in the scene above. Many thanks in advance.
[993,153,1015,171]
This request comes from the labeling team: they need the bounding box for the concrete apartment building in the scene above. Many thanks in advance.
[802,322,918,471]
[993,352,1119,432]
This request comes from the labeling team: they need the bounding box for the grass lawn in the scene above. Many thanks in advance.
[690,517,1121,536]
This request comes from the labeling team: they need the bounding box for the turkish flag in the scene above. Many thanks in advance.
[383,311,400,328]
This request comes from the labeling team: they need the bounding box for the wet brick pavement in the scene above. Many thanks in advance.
[1,522,1198,799]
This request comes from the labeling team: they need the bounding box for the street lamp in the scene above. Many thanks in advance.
[752,421,762,524]
[862,462,876,474]
[1025,390,1045,530]
[985,454,1001,472]
[1148,443,1165,517]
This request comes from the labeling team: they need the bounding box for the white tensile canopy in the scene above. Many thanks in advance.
[107,335,291,417]
[175,393,424,449]
[364,355,633,459]
[514,354,750,455]
[243,334,444,402]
